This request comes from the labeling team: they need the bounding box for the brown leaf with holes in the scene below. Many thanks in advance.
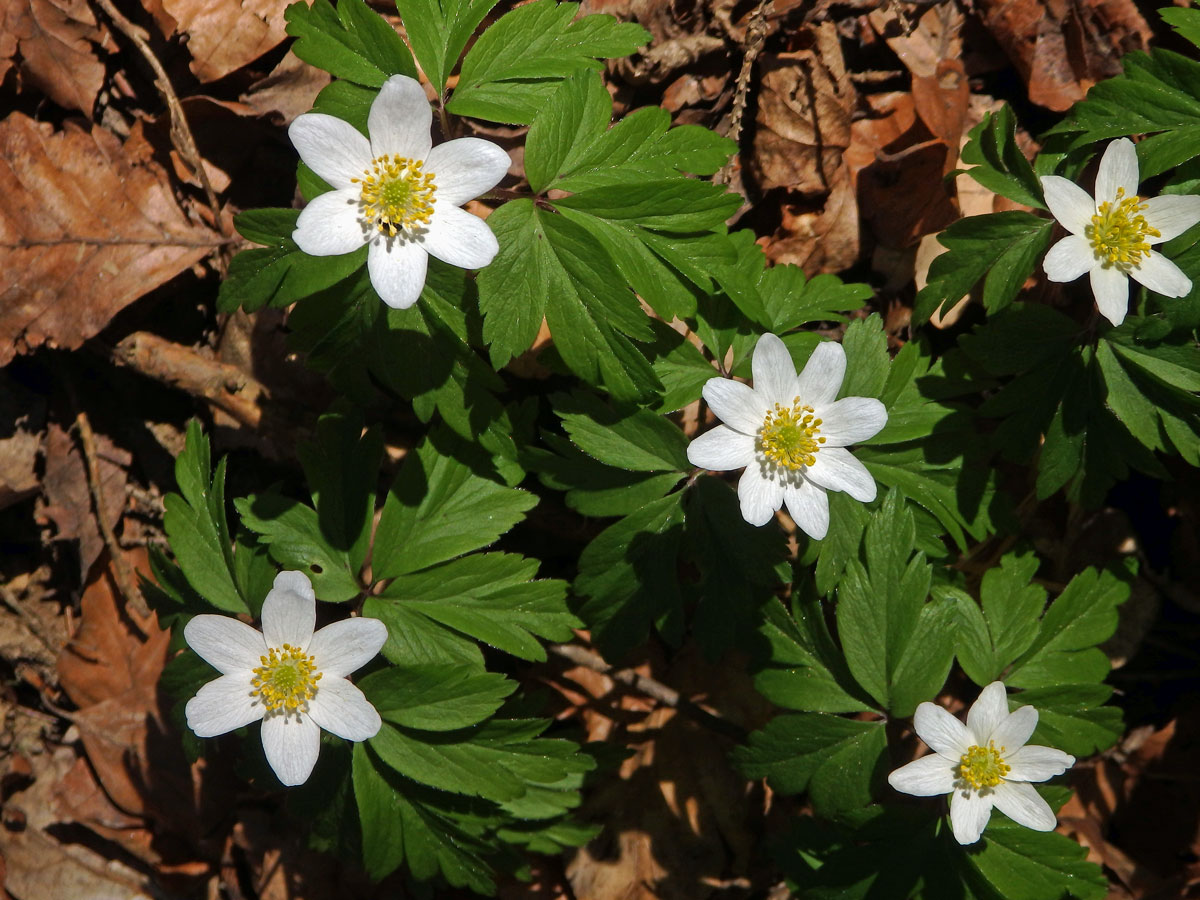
[0,114,225,367]
[153,0,295,83]
[0,0,109,116]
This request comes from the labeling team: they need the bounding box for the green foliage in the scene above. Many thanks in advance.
[960,105,1045,209]
[913,212,1054,324]
[285,0,417,87]
[397,0,498,96]
[447,0,648,123]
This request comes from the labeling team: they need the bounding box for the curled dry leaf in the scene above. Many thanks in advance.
[751,24,856,195]
[0,114,225,368]
[153,0,294,83]
[0,0,109,116]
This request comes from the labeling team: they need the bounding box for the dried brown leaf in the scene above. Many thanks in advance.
[156,0,294,83]
[0,114,224,367]
[241,49,331,124]
[752,25,855,195]
[764,172,860,274]
[0,0,109,116]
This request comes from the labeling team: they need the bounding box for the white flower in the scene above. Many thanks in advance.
[184,571,388,786]
[686,333,887,539]
[1040,138,1200,326]
[287,74,511,310]
[887,681,1076,845]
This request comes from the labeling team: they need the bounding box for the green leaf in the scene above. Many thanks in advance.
[218,210,367,314]
[396,0,499,95]
[574,491,686,661]
[360,665,516,731]
[1016,684,1124,757]
[285,0,417,87]
[235,492,362,601]
[524,70,612,194]
[951,550,1047,686]
[914,213,1054,324]
[162,421,248,614]
[1007,564,1130,690]
[296,411,382,577]
[352,744,495,891]
[449,0,648,124]
[373,442,537,580]
[839,315,890,400]
[758,265,871,333]
[374,553,579,661]
[960,106,1045,209]
[964,798,1107,900]
[835,490,951,717]
[733,713,886,822]
[555,392,690,472]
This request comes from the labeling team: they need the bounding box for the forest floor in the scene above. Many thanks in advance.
[1,0,1199,897]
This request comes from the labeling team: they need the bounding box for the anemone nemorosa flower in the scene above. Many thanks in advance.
[686,333,887,539]
[887,681,1076,845]
[1041,138,1200,326]
[288,74,511,309]
[184,571,387,786]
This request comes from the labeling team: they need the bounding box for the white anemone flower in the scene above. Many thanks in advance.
[184,571,388,786]
[887,681,1076,845]
[686,333,887,539]
[287,74,511,309]
[1040,137,1200,326]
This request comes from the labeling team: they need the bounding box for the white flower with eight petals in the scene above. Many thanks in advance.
[1041,137,1200,326]
[184,571,387,786]
[887,681,1076,845]
[686,333,888,539]
[288,74,511,310]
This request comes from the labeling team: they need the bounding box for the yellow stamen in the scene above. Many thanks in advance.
[759,397,826,470]
[352,155,436,237]
[957,741,1010,790]
[251,643,322,714]
[1086,187,1159,272]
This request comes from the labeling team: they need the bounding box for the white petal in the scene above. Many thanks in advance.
[1095,138,1139,207]
[966,681,1010,746]
[1130,251,1193,299]
[368,237,429,309]
[783,477,829,540]
[308,618,388,679]
[950,789,994,845]
[1004,745,1076,783]
[307,677,382,741]
[990,705,1038,754]
[888,754,957,796]
[421,203,499,270]
[1089,265,1130,326]
[368,74,432,161]
[737,466,784,527]
[913,701,973,757]
[1043,235,1095,283]
[702,378,769,435]
[751,333,798,402]
[185,673,261,737]
[260,713,322,786]
[184,615,266,674]
[426,138,511,206]
[288,113,372,191]
[687,425,755,471]
[804,447,876,502]
[991,780,1057,831]
[261,571,316,650]
[1142,194,1200,243]
[794,342,845,407]
[814,397,888,446]
[1040,176,1095,236]
[293,189,369,257]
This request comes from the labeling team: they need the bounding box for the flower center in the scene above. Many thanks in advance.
[353,155,436,237]
[251,643,322,714]
[957,742,1010,790]
[1086,187,1159,272]
[760,398,825,470]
